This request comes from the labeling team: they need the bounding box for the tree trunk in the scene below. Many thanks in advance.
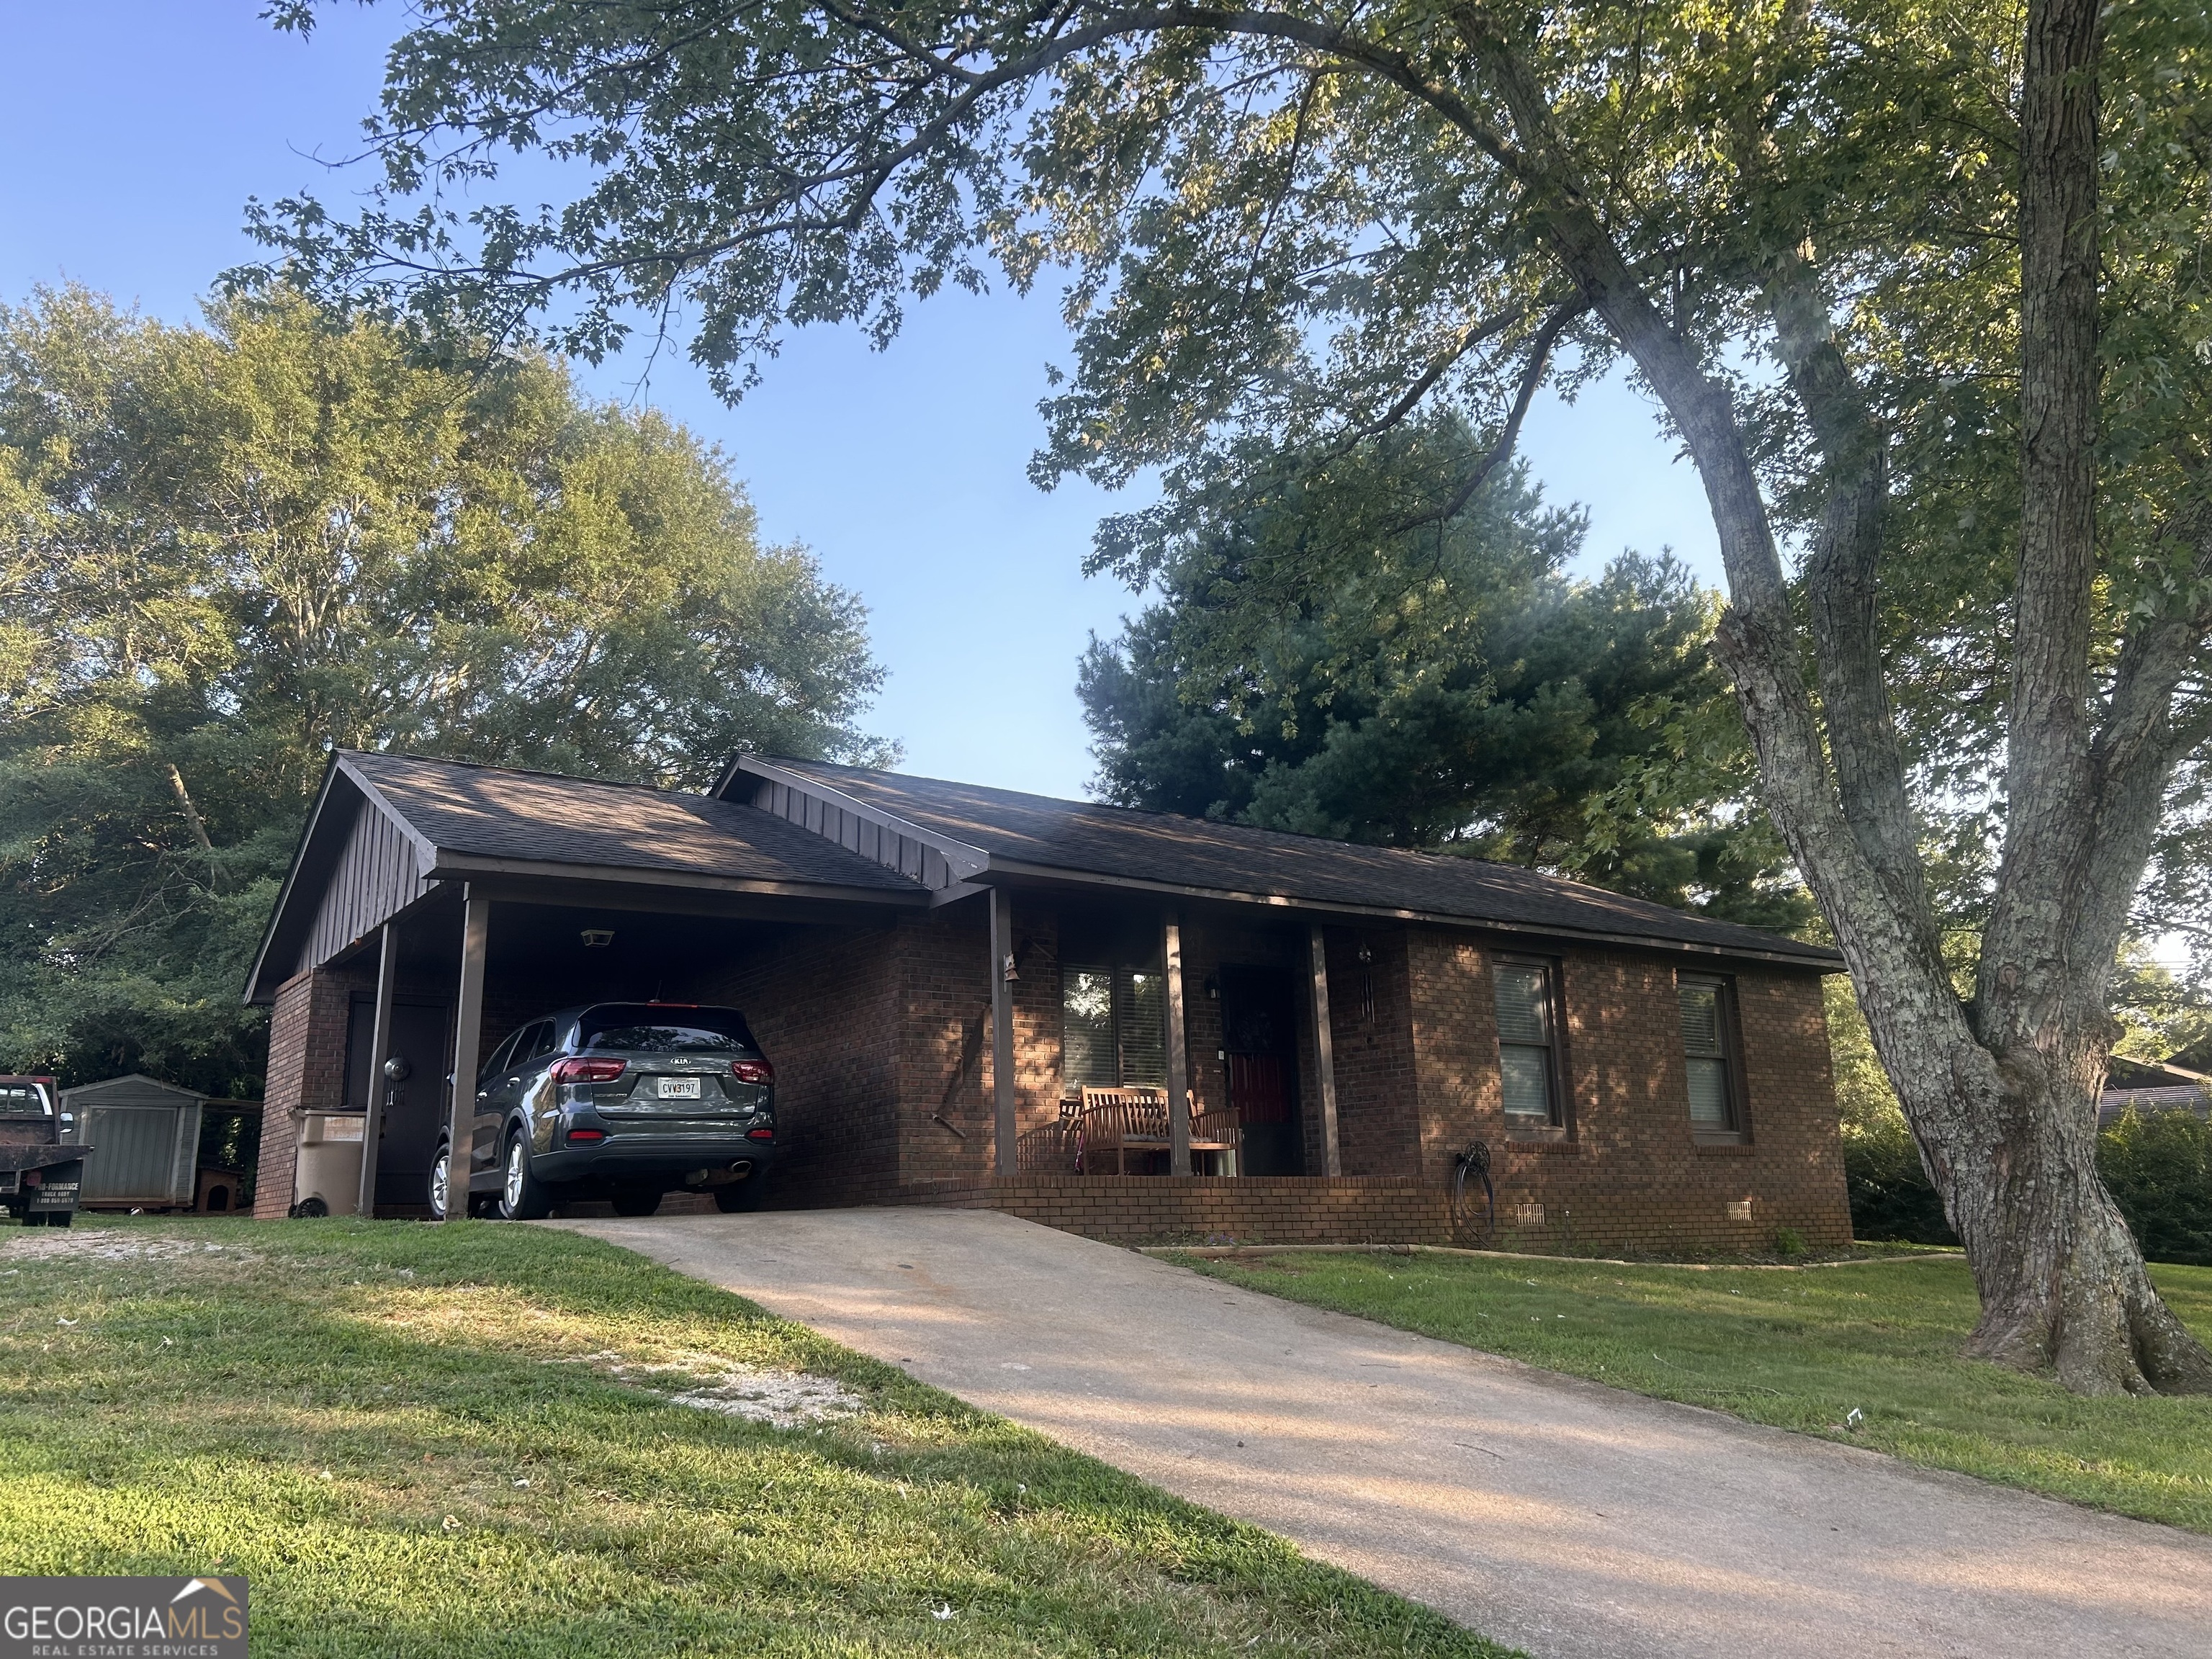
[1885,1019,2212,1394]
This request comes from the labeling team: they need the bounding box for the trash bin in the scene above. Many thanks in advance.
[292,1112,367,1217]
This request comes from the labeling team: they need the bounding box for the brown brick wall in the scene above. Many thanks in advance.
[698,921,904,1208]
[1323,925,1422,1176]
[251,965,359,1218]
[1403,930,1851,1254]
[898,1173,1449,1247]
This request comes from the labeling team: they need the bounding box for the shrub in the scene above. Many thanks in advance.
[2098,1108,2212,1267]
[1842,1115,1957,1246]
[1845,1104,2212,1266]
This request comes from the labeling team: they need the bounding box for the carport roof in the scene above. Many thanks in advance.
[344,751,922,893]
[245,752,927,1002]
[726,755,1843,969]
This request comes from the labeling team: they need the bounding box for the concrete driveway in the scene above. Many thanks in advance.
[557,1208,2212,1659]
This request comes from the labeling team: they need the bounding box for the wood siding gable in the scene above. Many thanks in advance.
[297,789,431,980]
[741,772,985,894]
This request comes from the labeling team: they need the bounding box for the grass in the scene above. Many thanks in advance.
[0,1219,1515,1658]
[1172,1247,2212,1535]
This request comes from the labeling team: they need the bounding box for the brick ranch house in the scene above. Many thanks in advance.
[247,750,1852,1251]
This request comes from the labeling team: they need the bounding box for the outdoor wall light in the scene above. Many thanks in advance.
[1204,975,1220,999]
[581,928,616,948]
[1002,952,1020,982]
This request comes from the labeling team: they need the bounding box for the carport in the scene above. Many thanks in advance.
[246,754,928,1218]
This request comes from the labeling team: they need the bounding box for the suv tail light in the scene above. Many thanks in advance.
[730,1059,775,1086]
[550,1056,627,1084]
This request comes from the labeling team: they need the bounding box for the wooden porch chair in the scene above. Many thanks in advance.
[1076,1089,1244,1175]
[1015,1118,1082,1173]
[1075,1086,1168,1174]
[1187,1105,1243,1177]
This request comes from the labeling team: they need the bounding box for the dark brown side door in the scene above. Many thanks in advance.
[347,997,452,1212]
[1219,964,1303,1175]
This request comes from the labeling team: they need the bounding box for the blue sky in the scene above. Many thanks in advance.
[0,1,1721,800]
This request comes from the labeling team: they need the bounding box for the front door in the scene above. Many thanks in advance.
[1220,964,1303,1175]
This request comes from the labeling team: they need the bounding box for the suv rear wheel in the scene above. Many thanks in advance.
[497,1130,554,1221]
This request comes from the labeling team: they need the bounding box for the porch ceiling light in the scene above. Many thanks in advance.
[581,928,615,948]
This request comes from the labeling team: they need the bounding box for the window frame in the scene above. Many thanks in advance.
[1492,953,1570,1140]
[1677,973,1750,1144]
[1061,961,1169,1097]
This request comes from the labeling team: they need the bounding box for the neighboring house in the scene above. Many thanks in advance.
[2098,1056,2212,1130]
[246,751,1852,1251]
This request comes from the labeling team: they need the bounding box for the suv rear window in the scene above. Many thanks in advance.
[577,1005,757,1053]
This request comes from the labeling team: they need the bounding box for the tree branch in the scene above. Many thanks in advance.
[1390,298,1583,531]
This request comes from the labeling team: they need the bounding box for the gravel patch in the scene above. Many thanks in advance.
[568,1348,865,1428]
[0,1231,259,1265]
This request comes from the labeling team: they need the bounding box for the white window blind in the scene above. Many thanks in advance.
[1062,964,1169,1090]
[1495,962,1557,1121]
[1063,966,1117,1090]
[1678,981,1734,1127]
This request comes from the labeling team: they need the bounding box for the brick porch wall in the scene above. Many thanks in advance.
[893,1173,1450,1247]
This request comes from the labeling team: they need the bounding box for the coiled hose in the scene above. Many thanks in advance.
[1452,1140,1494,1242]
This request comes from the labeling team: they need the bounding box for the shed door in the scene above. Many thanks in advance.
[1220,964,1303,1176]
[81,1107,194,1204]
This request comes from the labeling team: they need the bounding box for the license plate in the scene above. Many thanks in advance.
[656,1076,703,1100]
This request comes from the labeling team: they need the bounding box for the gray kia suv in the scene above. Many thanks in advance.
[433,1002,778,1221]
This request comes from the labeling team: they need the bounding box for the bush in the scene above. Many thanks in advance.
[1845,1105,2212,1266]
[1842,1117,1957,1246]
[2099,1109,2212,1267]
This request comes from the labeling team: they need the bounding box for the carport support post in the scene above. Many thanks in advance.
[1308,924,1342,1177]
[990,886,1017,1177]
[1164,916,1192,1177]
[444,893,490,1220]
[355,924,398,1218]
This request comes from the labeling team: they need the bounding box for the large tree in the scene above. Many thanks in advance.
[0,287,889,1093]
[251,0,2212,1392]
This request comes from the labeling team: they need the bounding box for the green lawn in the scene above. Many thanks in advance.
[1174,1248,2212,1534]
[0,1220,1513,1658]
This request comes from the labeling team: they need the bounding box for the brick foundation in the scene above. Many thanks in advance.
[893,1173,1452,1247]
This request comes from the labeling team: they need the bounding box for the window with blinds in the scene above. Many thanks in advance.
[1678,977,1740,1134]
[1493,960,1560,1125]
[1061,965,1169,1092]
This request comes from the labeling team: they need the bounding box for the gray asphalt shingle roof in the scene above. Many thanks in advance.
[343,752,921,893]
[740,757,1840,967]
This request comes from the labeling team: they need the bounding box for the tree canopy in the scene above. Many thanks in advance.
[1079,453,1810,932]
[0,287,888,1094]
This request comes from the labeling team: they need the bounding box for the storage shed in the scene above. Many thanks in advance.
[60,1074,204,1209]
